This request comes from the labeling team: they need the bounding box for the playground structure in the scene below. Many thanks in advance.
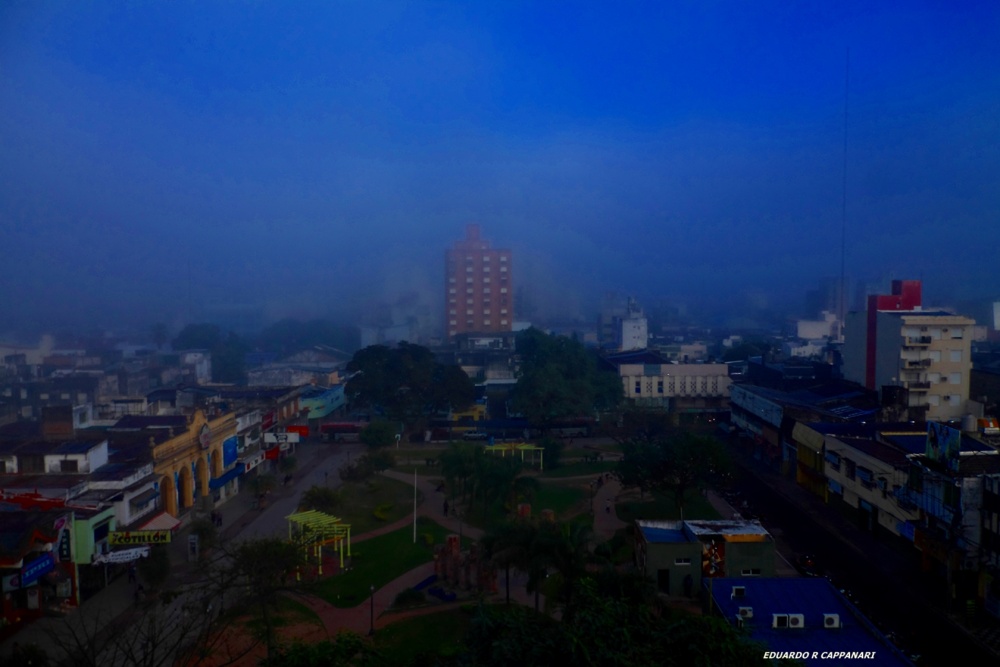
[433,534,497,595]
[286,509,352,578]
[483,442,545,470]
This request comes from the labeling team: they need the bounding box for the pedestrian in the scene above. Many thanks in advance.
[127,562,136,583]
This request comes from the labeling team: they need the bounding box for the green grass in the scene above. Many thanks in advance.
[309,518,468,608]
[616,490,721,523]
[308,476,422,535]
[375,608,471,664]
[539,460,616,478]
[532,483,589,517]
[242,595,324,632]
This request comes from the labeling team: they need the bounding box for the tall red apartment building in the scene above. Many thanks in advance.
[445,225,512,339]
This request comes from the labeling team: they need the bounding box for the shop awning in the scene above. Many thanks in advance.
[209,465,242,490]
[139,512,181,532]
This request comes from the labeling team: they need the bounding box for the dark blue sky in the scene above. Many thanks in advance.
[2,2,999,334]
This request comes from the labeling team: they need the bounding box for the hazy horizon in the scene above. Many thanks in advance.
[3,2,999,338]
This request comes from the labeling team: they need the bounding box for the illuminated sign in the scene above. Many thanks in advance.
[109,530,172,546]
[21,552,54,587]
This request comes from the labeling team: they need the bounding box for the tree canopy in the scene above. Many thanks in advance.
[511,328,622,427]
[345,342,474,427]
[615,431,731,518]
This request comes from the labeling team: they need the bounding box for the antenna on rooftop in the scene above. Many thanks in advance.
[838,48,850,342]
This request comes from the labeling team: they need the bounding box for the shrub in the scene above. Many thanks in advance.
[373,503,393,521]
[393,588,426,607]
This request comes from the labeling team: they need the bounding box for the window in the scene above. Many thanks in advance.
[929,350,941,362]
[500,266,508,272]
[484,277,491,283]
[449,309,456,315]
[449,320,457,326]
[449,288,456,294]
[928,372,941,383]
[741,568,761,576]
[949,395,961,406]
[950,350,962,363]
[951,329,964,339]
[501,287,508,293]
[484,309,491,315]
[844,458,856,480]
[950,373,962,384]
[657,380,664,394]
[466,277,473,283]
[500,255,507,262]
[466,309,474,315]
[484,320,491,326]
[634,381,641,394]
[483,267,490,273]
[674,557,691,565]
[466,288,473,294]
[449,277,456,283]
[484,288,491,294]
[501,308,508,315]
[500,319,508,325]
[824,451,841,471]
[928,394,941,406]
[60,459,79,473]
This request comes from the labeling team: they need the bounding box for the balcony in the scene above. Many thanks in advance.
[904,336,933,347]
[907,381,931,390]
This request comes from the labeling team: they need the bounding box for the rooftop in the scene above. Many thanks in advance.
[707,577,913,667]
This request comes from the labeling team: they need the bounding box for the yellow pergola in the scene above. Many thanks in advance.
[484,442,545,471]
[286,509,352,576]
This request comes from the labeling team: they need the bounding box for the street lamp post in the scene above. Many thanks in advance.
[369,584,375,636]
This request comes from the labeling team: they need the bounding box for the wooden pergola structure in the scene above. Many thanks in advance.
[483,442,545,471]
[286,509,352,576]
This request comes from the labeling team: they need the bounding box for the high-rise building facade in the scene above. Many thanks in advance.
[445,225,512,339]
[843,280,975,421]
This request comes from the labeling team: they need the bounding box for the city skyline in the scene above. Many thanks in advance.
[2,2,999,335]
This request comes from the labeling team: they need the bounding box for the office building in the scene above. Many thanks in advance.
[445,225,512,339]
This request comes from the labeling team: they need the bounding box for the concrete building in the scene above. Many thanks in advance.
[635,519,775,597]
[844,281,974,420]
[445,224,512,339]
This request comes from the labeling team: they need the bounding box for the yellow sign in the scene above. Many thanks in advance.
[109,530,172,546]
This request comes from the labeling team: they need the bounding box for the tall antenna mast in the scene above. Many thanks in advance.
[838,48,850,342]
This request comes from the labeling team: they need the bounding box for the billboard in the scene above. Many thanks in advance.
[927,422,961,472]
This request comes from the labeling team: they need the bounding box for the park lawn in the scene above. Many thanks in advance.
[539,460,616,478]
[532,482,589,518]
[616,490,721,523]
[309,519,467,608]
[375,608,471,665]
[321,476,423,535]
[242,595,324,633]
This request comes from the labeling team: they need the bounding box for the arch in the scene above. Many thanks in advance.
[178,465,194,511]
[161,474,178,517]
[210,446,223,479]
[196,456,210,499]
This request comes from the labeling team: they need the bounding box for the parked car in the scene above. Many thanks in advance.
[462,431,489,441]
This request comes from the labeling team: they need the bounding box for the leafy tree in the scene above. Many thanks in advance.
[300,485,341,513]
[512,328,622,428]
[615,431,731,518]
[360,420,398,449]
[346,343,474,430]
[221,537,305,661]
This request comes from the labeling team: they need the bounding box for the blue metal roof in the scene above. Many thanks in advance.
[706,578,913,666]
[637,523,693,544]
